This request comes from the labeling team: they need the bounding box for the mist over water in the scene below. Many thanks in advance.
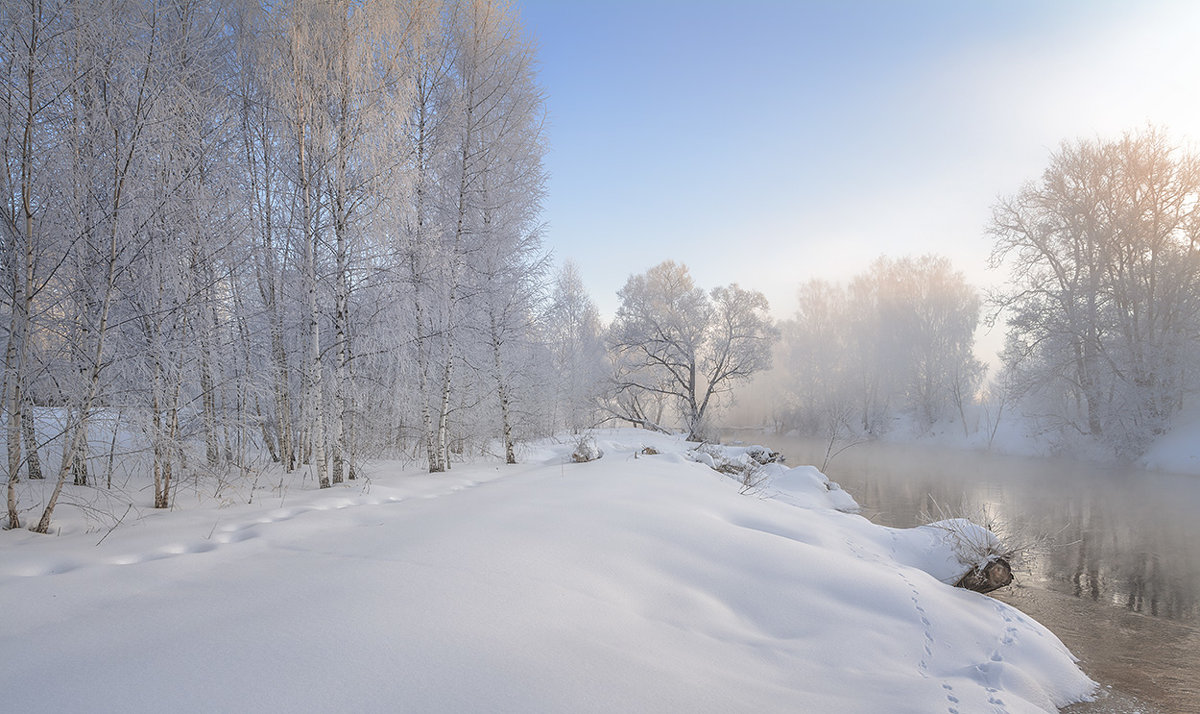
[745,434,1200,712]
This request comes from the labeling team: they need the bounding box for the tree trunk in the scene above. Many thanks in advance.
[200,346,219,467]
[152,363,165,507]
[436,354,453,472]
[70,418,89,486]
[5,330,23,520]
[416,303,441,472]
[105,409,119,489]
[22,403,41,480]
[306,222,327,490]
[294,73,327,489]
[271,306,293,470]
[408,87,441,473]
[5,457,17,531]
[166,371,184,509]
[490,314,516,464]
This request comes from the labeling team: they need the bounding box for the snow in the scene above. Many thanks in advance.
[1139,400,1200,474]
[0,429,1095,712]
[765,463,861,513]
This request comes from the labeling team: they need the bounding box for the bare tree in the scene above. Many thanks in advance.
[609,261,777,441]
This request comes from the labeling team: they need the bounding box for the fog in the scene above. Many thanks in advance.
[716,131,1200,468]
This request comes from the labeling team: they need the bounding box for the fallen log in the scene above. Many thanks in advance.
[954,557,1013,593]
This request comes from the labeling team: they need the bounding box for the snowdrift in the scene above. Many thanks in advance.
[0,429,1094,713]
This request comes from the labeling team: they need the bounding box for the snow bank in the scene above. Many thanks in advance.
[0,428,1094,713]
[766,463,861,512]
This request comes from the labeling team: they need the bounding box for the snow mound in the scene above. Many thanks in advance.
[767,463,861,513]
[679,440,860,513]
[570,435,604,462]
[855,518,1009,586]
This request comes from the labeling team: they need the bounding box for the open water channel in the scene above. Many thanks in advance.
[747,435,1200,713]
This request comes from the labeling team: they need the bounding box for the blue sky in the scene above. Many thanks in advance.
[518,0,1200,340]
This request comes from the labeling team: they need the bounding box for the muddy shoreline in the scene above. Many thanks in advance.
[995,584,1199,713]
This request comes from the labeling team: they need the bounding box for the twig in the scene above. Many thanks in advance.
[94,504,132,547]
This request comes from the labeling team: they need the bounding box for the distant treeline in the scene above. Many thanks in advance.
[755,129,1200,460]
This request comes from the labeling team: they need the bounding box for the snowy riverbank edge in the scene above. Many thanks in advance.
[755,400,1200,477]
[0,429,1095,713]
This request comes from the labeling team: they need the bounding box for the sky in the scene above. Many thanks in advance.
[517,0,1200,359]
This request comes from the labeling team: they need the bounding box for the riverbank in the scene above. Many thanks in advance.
[2,429,1093,712]
[756,434,1200,714]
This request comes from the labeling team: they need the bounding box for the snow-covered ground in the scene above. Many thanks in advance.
[0,430,1095,712]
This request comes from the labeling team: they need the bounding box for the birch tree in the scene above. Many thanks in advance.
[1,0,552,532]
[232,0,306,472]
[408,0,545,470]
[1,0,70,527]
[261,0,340,487]
[463,1,545,464]
[28,0,185,531]
[394,0,454,471]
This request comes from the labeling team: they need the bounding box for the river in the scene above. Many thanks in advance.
[744,434,1200,714]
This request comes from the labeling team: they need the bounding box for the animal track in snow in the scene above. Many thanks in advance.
[109,539,220,566]
[10,492,422,579]
[897,569,932,676]
[991,601,1021,655]
[942,682,960,714]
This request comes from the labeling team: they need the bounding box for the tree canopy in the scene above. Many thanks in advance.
[990,128,1200,456]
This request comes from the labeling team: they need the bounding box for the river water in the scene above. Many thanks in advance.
[746,435,1200,714]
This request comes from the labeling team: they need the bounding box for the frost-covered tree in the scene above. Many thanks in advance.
[34,0,195,530]
[0,0,550,533]
[990,129,1200,457]
[543,262,608,434]
[1,0,74,527]
[777,255,984,439]
[460,0,546,464]
[775,280,855,436]
[608,261,777,441]
[869,256,984,432]
[401,0,546,469]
